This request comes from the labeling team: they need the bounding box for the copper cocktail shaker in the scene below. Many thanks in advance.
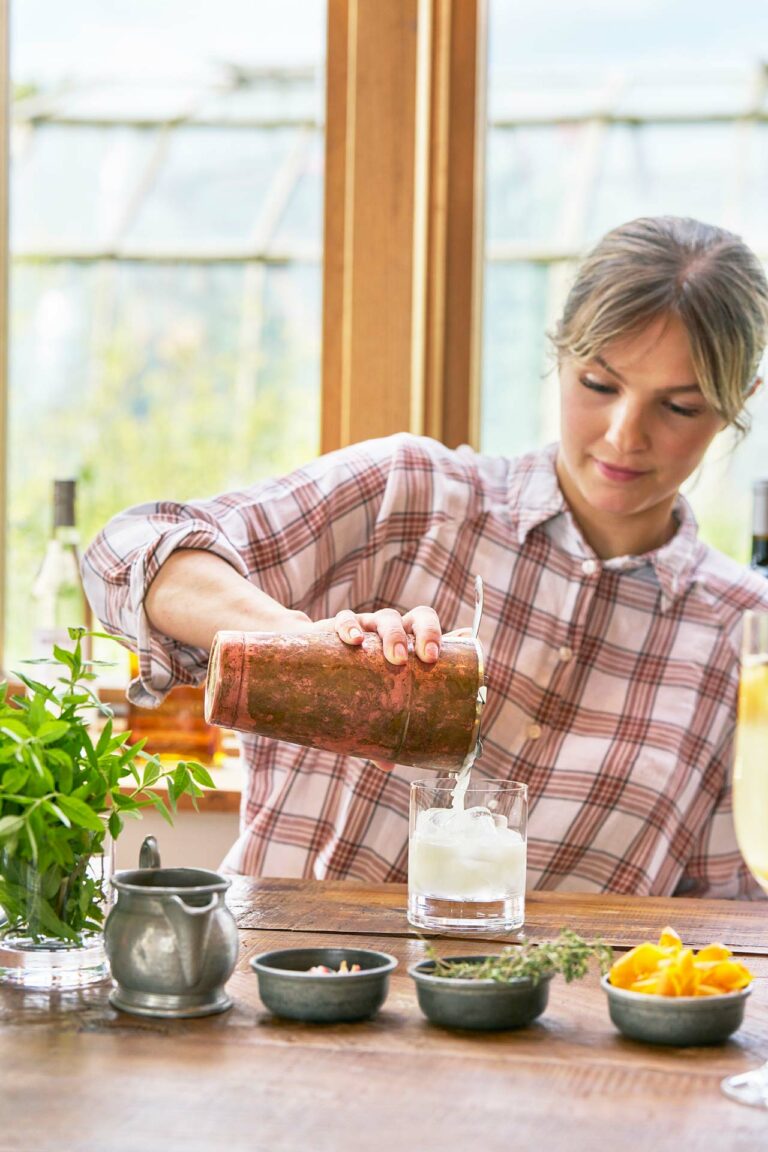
[204,630,485,771]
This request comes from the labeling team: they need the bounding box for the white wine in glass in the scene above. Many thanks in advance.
[721,609,768,1109]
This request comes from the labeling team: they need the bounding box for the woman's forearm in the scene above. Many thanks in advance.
[143,549,311,651]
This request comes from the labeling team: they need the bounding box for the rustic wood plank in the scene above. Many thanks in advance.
[2,889,767,1152]
[226,877,768,953]
[2,1023,767,1152]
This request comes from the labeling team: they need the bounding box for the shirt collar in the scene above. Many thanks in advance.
[507,442,702,609]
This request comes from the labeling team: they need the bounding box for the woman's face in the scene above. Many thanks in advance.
[556,313,726,559]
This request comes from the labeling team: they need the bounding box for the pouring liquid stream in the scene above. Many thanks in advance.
[408,571,526,918]
[449,572,485,813]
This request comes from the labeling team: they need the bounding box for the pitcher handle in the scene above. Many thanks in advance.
[139,835,161,870]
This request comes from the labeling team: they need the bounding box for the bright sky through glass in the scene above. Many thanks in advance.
[13,0,326,84]
[490,0,768,68]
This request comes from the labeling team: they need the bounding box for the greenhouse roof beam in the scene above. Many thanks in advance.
[15,115,322,131]
[490,110,768,128]
[10,249,320,265]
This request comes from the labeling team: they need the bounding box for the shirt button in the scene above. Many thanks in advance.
[581,559,599,576]
[527,722,542,740]
[558,646,573,662]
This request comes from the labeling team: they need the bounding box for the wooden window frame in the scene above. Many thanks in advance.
[322,0,486,451]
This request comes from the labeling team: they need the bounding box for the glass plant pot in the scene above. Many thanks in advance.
[0,831,113,990]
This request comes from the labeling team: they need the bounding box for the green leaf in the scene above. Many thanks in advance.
[29,750,55,790]
[135,789,174,825]
[187,761,216,789]
[44,748,74,792]
[0,814,25,838]
[40,799,72,828]
[55,795,107,833]
[111,792,140,811]
[11,671,58,700]
[36,720,71,745]
[0,720,31,743]
[29,896,80,943]
[78,729,100,772]
[94,718,114,758]
[1,764,30,793]
[103,732,131,757]
[26,817,38,862]
[52,645,76,671]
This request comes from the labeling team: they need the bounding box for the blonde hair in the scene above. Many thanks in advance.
[551,216,768,433]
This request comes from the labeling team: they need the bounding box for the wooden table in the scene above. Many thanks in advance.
[1,881,766,1152]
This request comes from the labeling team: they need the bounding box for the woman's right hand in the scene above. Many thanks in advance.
[309,606,443,666]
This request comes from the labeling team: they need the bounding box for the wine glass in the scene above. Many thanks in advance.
[721,609,768,1108]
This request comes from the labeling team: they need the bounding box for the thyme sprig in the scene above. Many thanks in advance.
[426,929,613,986]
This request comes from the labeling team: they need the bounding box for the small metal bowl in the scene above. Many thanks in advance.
[250,947,398,1023]
[601,974,752,1046]
[409,955,552,1031]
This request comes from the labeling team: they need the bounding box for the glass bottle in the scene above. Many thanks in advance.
[31,479,92,673]
[750,479,768,575]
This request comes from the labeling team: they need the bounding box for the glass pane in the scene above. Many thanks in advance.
[616,72,751,119]
[270,132,324,253]
[9,1,326,672]
[588,124,735,239]
[489,71,608,123]
[41,83,204,123]
[7,261,321,667]
[741,127,768,255]
[124,128,312,251]
[12,125,159,249]
[195,76,324,124]
[480,263,551,457]
[486,125,584,248]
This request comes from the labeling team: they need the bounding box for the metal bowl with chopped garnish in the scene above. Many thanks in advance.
[250,946,398,1023]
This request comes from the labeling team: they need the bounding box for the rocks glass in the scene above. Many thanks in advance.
[407,778,527,932]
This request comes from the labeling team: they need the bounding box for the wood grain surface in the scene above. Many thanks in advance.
[227,876,768,953]
[0,880,766,1152]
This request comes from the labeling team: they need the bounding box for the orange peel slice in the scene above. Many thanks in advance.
[608,928,753,996]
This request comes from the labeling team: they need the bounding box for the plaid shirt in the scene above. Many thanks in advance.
[82,434,768,897]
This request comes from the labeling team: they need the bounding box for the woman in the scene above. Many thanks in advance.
[82,216,768,897]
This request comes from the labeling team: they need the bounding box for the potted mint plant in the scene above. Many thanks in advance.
[0,628,215,990]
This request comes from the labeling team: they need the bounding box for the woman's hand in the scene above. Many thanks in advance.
[310,606,443,666]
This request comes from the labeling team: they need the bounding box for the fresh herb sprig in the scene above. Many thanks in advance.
[0,628,215,942]
[427,929,613,986]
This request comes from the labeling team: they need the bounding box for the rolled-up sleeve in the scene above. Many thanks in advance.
[81,506,252,705]
[80,434,433,706]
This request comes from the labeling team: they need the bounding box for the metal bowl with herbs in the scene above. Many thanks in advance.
[409,930,613,1031]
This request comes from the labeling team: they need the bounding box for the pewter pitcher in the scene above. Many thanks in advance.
[104,837,239,1018]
